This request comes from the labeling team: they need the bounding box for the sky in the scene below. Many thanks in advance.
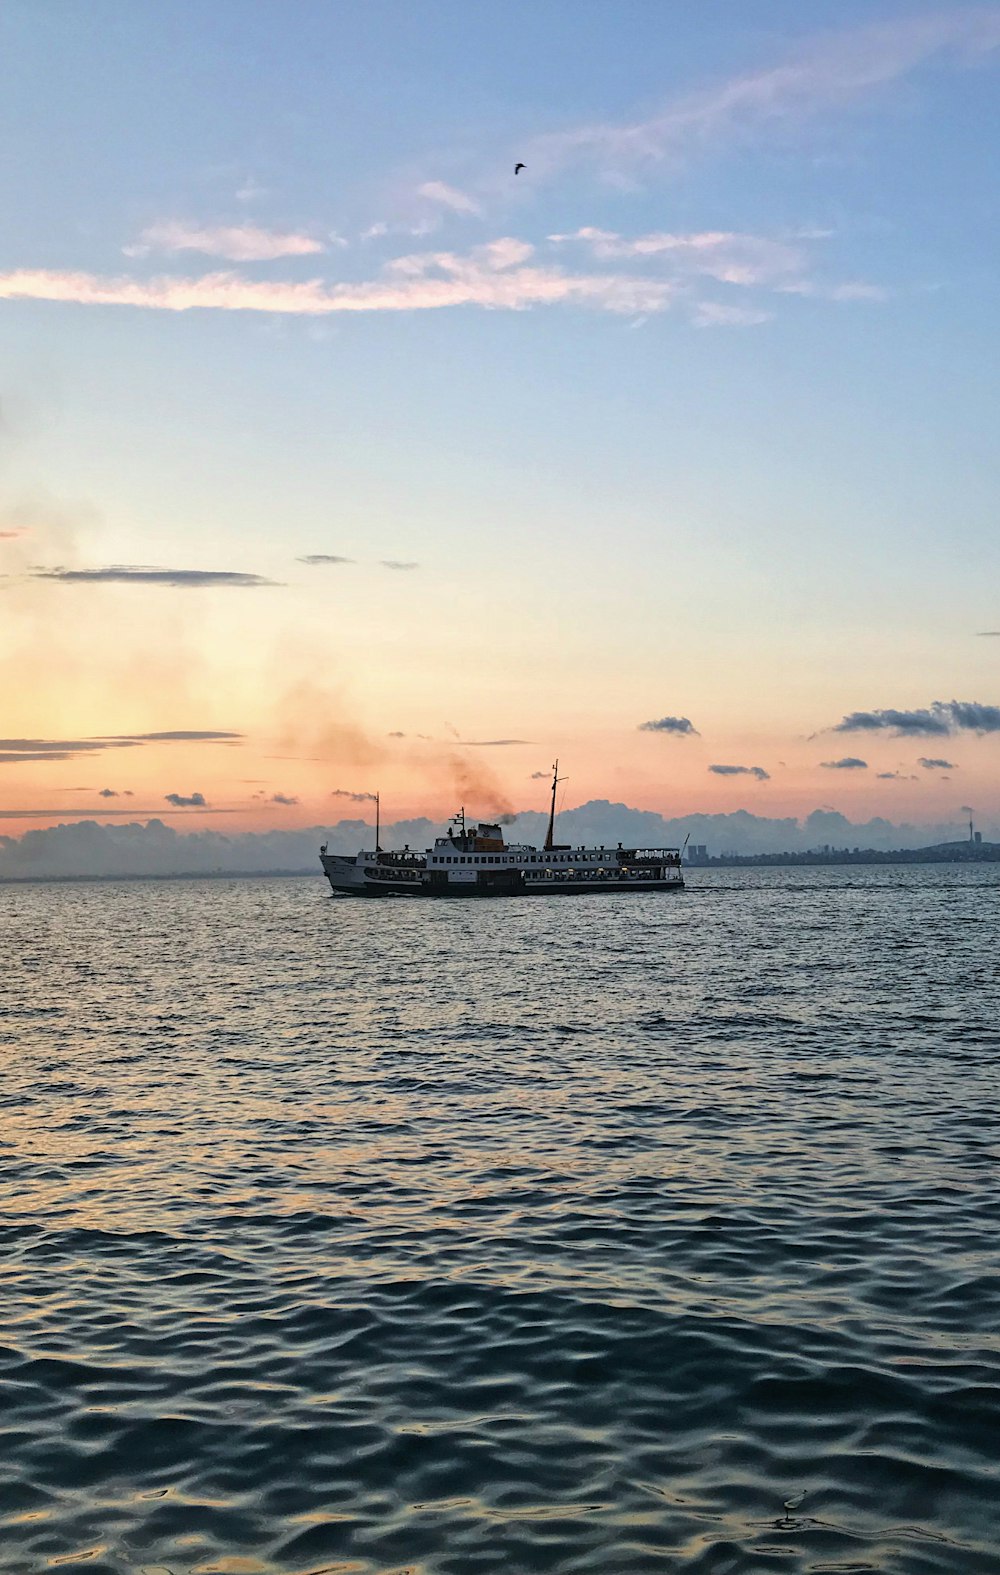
[2,0,999,854]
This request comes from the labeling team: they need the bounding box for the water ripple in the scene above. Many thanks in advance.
[1,866,999,1572]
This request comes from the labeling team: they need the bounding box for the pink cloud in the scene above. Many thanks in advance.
[416,181,481,216]
[551,227,806,286]
[0,235,885,328]
[475,237,535,269]
[0,249,677,319]
[126,221,326,262]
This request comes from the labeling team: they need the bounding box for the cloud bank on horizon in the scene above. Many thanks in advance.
[0,797,992,880]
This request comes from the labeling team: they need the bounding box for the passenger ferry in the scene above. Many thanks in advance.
[320,763,684,899]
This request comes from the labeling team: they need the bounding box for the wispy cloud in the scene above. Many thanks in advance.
[781,278,890,303]
[298,555,422,570]
[0,731,241,764]
[472,237,535,269]
[709,764,770,781]
[270,792,299,805]
[0,737,138,758]
[693,301,774,328]
[0,246,678,320]
[522,9,1000,180]
[12,14,984,340]
[552,227,805,286]
[126,731,242,742]
[834,700,1000,736]
[164,791,207,807]
[876,771,917,780]
[417,181,482,216]
[236,176,268,205]
[456,739,534,747]
[639,715,699,737]
[0,749,102,763]
[126,220,325,262]
[977,630,1000,637]
[548,228,886,319]
[25,565,279,588]
[821,756,868,769]
[0,228,873,327]
[917,756,957,770]
[0,805,241,819]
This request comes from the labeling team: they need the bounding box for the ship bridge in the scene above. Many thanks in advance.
[428,813,516,866]
[434,816,506,855]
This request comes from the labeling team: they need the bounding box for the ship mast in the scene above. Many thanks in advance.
[543,759,564,851]
[375,791,381,853]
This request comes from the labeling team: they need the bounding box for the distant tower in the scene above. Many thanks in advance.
[970,818,975,844]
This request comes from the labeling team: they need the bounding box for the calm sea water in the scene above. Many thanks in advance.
[2,867,999,1575]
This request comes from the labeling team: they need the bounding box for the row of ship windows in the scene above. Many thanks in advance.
[437,855,511,864]
[435,854,608,865]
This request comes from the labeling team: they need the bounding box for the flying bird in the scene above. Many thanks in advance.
[514,162,525,174]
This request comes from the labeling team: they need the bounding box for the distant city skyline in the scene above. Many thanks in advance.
[2,2,998,850]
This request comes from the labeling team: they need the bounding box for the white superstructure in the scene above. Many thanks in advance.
[320,763,684,899]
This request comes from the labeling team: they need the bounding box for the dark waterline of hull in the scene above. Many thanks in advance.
[325,878,687,897]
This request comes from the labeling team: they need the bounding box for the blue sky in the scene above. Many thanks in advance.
[1,1,998,835]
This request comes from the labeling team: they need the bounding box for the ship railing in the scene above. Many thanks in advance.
[526,865,683,881]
